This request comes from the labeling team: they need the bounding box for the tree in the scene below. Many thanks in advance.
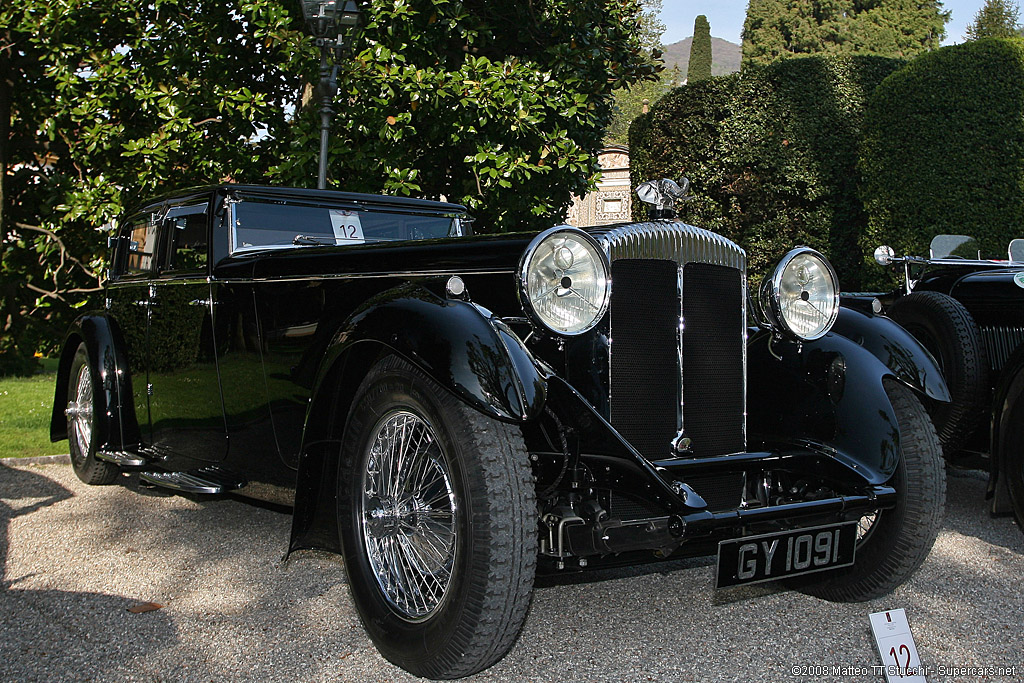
[688,15,713,82]
[1,0,657,373]
[965,0,1022,39]
[604,0,667,145]
[742,0,949,66]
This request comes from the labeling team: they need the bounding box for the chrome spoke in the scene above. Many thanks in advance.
[360,410,457,621]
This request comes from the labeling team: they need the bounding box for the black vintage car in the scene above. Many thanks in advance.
[51,180,949,679]
[865,235,1024,531]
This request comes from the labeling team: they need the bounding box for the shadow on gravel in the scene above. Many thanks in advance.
[0,463,178,682]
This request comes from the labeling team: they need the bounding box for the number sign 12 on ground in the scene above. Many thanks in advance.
[869,609,927,682]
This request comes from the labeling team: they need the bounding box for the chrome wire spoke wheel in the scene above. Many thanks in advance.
[360,410,457,622]
[67,363,94,461]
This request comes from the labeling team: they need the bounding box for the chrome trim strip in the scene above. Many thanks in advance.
[593,221,748,455]
[212,268,516,284]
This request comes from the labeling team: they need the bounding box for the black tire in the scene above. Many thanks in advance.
[337,355,537,679]
[888,291,989,458]
[792,380,945,601]
[66,343,118,485]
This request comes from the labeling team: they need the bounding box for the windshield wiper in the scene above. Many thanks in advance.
[292,234,334,246]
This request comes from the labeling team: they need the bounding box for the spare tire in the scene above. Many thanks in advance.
[887,291,989,458]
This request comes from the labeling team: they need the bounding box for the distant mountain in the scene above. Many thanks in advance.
[663,36,742,79]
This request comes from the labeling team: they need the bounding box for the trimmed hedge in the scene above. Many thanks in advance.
[630,55,904,289]
[860,38,1024,278]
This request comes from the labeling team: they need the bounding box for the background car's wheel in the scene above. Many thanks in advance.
[337,355,537,679]
[66,343,118,485]
[790,380,945,601]
[887,291,989,459]
[1000,392,1024,532]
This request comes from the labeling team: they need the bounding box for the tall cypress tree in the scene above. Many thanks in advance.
[688,15,713,82]
[965,0,1021,39]
[742,0,949,67]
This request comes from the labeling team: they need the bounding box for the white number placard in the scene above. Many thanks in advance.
[869,609,927,682]
[329,210,365,244]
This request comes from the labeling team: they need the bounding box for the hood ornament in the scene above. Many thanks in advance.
[635,178,691,220]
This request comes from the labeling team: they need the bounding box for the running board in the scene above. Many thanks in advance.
[96,450,147,467]
[139,467,245,495]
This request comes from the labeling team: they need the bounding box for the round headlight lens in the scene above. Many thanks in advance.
[764,248,839,340]
[520,228,610,335]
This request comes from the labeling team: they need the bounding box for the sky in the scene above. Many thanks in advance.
[662,0,992,46]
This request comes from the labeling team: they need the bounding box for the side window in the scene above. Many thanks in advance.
[163,203,209,273]
[124,213,159,276]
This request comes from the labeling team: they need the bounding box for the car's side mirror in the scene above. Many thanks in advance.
[874,245,896,266]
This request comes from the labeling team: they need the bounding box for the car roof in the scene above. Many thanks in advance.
[136,184,467,214]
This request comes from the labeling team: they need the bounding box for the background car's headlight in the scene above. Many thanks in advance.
[761,247,839,341]
[520,227,610,335]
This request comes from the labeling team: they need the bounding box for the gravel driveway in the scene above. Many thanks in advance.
[1,461,1021,683]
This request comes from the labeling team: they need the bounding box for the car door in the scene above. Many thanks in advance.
[145,195,229,461]
[106,208,161,447]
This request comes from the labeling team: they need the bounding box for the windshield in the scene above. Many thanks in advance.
[231,199,465,253]
[929,234,979,259]
[929,234,1024,262]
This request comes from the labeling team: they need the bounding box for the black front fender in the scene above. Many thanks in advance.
[50,313,141,451]
[289,283,546,556]
[318,283,545,423]
[832,305,950,403]
[748,314,947,485]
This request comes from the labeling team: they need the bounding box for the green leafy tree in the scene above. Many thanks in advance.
[688,15,713,82]
[1,0,657,374]
[0,0,306,374]
[742,0,949,66]
[604,0,667,146]
[965,0,1022,39]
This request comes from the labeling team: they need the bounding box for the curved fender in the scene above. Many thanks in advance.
[49,313,141,451]
[289,284,545,556]
[748,326,937,485]
[832,305,951,403]
[318,283,546,423]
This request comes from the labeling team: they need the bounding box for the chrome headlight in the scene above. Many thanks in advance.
[760,247,839,341]
[519,227,610,335]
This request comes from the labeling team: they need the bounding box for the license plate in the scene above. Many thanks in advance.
[715,522,857,588]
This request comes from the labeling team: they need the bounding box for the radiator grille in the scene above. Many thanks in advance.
[981,326,1024,372]
[609,259,679,459]
[683,263,746,456]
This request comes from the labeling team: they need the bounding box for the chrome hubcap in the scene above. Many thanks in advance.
[360,410,457,621]
[67,364,93,459]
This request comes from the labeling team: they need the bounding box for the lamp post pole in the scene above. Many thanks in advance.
[317,47,338,190]
[300,1,362,190]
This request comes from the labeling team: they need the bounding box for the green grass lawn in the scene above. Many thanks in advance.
[0,361,63,459]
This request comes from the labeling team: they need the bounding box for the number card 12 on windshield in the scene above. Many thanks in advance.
[869,609,926,682]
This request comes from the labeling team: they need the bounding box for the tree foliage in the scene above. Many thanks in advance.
[860,38,1024,283]
[688,15,712,82]
[965,0,1022,40]
[1,0,656,374]
[630,55,904,288]
[742,0,949,67]
[604,0,667,146]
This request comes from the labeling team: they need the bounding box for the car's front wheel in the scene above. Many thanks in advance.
[791,380,945,601]
[337,355,536,679]
[66,343,118,485]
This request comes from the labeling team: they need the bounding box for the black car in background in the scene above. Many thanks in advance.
[867,235,1024,531]
[51,180,948,679]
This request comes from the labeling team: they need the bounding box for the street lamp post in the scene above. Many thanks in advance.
[300,1,362,190]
